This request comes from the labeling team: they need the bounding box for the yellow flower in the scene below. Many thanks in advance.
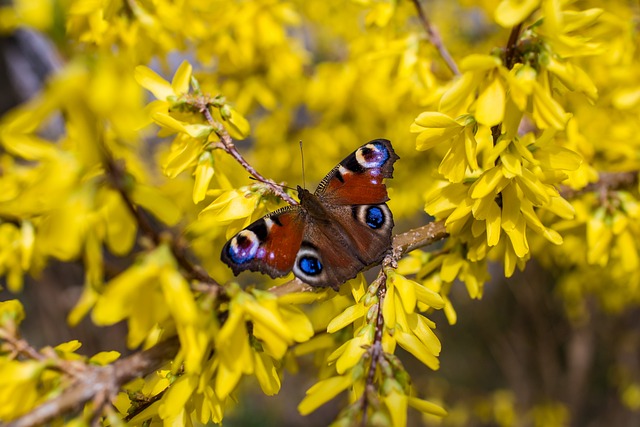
[136,60,250,140]
[135,61,192,103]
[410,112,480,182]
[212,287,312,400]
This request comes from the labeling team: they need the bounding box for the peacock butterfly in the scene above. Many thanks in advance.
[221,139,399,290]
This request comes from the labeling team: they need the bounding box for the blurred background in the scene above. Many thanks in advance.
[2,1,640,426]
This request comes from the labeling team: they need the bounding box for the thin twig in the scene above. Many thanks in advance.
[504,23,523,69]
[360,273,387,426]
[101,145,221,288]
[411,0,460,76]
[199,105,299,206]
[560,171,639,199]
[491,23,524,143]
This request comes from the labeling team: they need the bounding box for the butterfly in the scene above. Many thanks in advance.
[221,139,399,290]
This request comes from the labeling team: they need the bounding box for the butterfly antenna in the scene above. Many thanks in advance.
[299,140,306,189]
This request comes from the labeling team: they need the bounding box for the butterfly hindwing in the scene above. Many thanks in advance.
[324,203,394,266]
[292,221,366,290]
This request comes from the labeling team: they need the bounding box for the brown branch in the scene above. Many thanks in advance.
[5,337,180,427]
[491,23,524,144]
[504,23,523,69]
[411,0,460,76]
[198,104,299,206]
[560,171,639,199]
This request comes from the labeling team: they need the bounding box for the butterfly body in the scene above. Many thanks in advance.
[221,139,399,290]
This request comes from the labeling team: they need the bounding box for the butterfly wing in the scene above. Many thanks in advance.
[323,203,395,266]
[221,139,399,289]
[221,206,305,278]
[314,139,398,266]
[315,139,399,205]
[292,219,366,290]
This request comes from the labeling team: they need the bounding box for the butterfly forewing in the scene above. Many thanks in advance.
[221,207,305,278]
[316,139,399,206]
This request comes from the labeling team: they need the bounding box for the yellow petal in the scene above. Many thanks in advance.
[89,351,120,366]
[227,107,251,140]
[327,303,366,333]
[501,183,521,231]
[390,273,417,313]
[153,112,212,138]
[500,152,523,177]
[532,81,570,130]
[470,167,505,199]
[336,334,369,374]
[535,146,582,171]
[475,77,505,126]
[134,65,174,100]
[413,284,445,309]
[439,72,478,114]
[413,111,460,128]
[395,331,439,370]
[460,54,502,72]
[254,352,281,395]
[193,151,215,204]
[495,0,541,28]
[298,376,353,415]
[158,374,198,419]
[486,203,502,246]
[383,279,396,330]
[384,390,408,427]
[515,168,550,205]
[504,215,529,257]
[408,396,448,417]
[411,314,442,355]
[171,61,192,95]
[244,299,292,341]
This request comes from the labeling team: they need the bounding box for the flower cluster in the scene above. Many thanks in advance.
[411,4,607,289]
[297,274,447,424]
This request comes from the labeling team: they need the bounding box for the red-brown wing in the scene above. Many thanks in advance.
[315,139,399,205]
[221,207,305,278]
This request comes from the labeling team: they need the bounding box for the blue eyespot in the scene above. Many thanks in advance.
[228,231,259,264]
[365,206,385,229]
[299,256,322,276]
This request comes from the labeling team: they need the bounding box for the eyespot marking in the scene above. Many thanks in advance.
[354,204,391,231]
[227,230,260,263]
[298,256,322,276]
[365,206,385,229]
[356,142,390,168]
[293,245,325,280]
